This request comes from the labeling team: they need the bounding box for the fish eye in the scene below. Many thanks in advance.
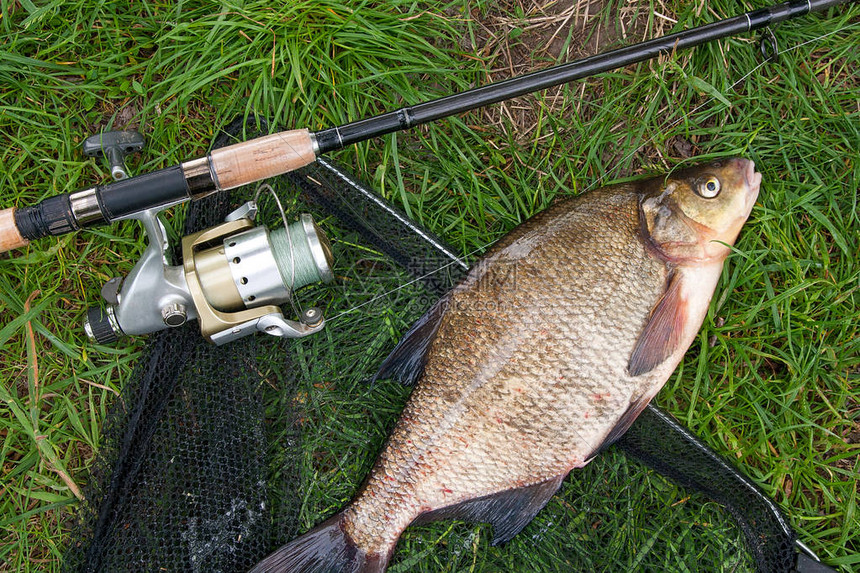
[696,176,721,198]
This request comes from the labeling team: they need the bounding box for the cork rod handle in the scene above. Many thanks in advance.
[209,128,317,191]
[0,208,28,253]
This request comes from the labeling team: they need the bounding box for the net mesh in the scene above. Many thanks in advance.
[63,117,816,573]
[616,406,797,573]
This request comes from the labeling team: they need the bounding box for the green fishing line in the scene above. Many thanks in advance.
[269,220,323,291]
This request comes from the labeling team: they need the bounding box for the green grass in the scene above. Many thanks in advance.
[1,0,858,571]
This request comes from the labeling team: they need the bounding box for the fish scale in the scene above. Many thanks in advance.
[251,157,761,572]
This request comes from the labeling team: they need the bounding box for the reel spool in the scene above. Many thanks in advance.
[84,203,333,345]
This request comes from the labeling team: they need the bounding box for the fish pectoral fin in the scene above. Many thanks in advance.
[373,292,451,386]
[412,475,566,546]
[585,392,653,461]
[627,270,688,376]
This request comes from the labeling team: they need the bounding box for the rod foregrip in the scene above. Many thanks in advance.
[0,208,29,252]
[209,129,317,190]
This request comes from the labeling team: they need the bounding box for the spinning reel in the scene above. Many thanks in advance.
[82,136,334,345]
[85,202,332,345]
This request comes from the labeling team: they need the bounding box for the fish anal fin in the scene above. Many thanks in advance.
[627,271,688,377]
[586,393,653,461]
[373,292,450,386]
[412,475,566,545]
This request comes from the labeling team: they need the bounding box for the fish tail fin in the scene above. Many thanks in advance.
[248,513,389,573]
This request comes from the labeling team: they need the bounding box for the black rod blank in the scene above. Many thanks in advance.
[314,0,849,154]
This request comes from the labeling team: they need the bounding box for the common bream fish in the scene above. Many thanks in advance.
[251,157,762,572]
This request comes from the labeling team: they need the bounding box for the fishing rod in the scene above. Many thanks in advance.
[0,0,848,254]
[1,0,850,346]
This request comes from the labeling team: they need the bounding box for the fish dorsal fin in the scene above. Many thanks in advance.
[412,475,566,545]
[373,293,451,385]
[627,270,688,377]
